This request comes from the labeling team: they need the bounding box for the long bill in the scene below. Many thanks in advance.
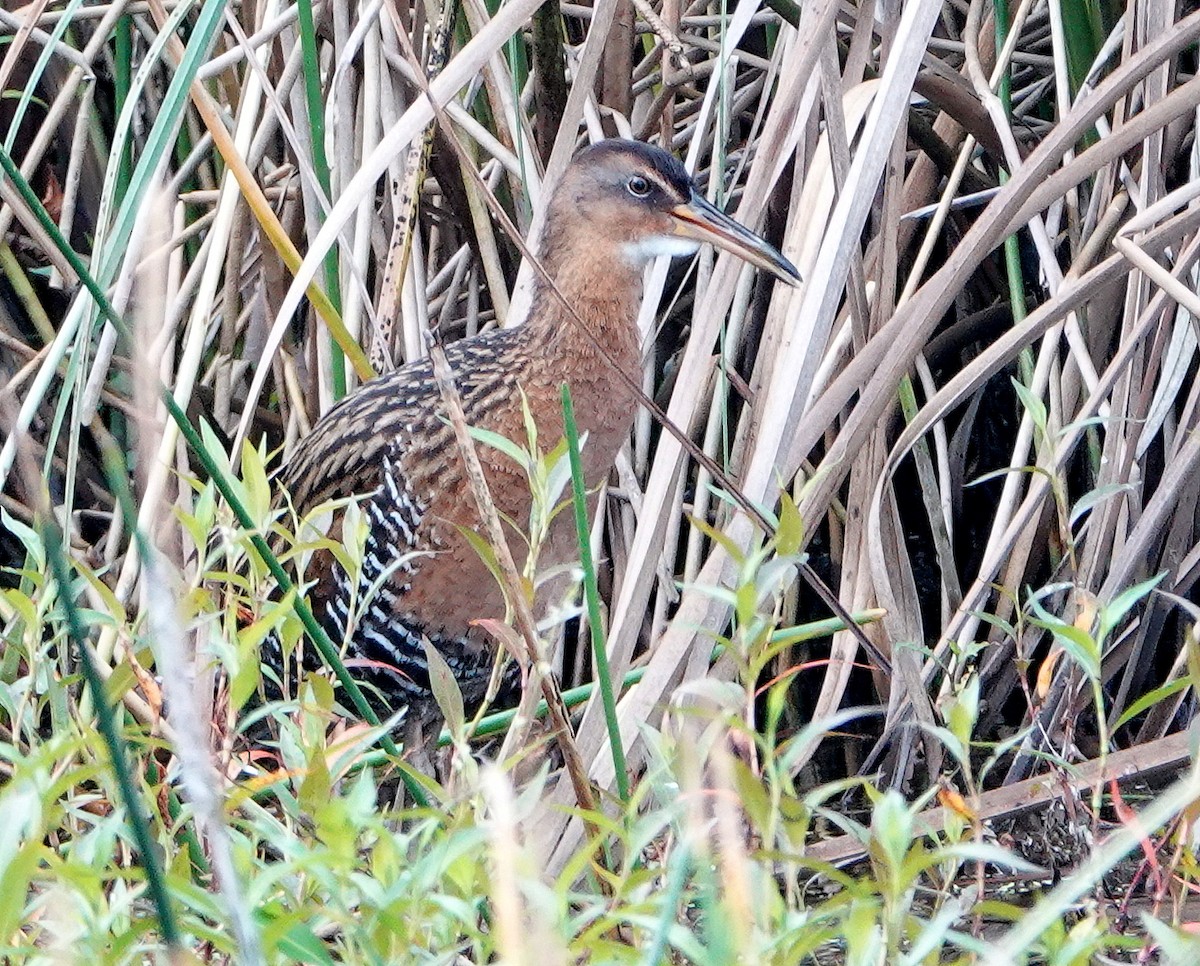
[669,191,802,286]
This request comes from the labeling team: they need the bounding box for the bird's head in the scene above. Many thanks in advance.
[545,139,801,286]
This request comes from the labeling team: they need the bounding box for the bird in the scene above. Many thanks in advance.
[265,138,801,729]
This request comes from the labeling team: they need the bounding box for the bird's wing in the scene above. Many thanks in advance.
[275,357,437,515]
[275,327,521,515]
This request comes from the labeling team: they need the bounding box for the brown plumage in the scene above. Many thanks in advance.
[267,139,800,724]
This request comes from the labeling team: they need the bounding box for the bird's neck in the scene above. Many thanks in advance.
[526,242,644,370]
[519,243,645,473]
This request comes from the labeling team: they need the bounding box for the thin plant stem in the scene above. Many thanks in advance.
[296,0,346,398]
[42,517,184,951]
[562,382,629,802]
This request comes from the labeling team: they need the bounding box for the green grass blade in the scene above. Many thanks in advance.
[994,0,1031,381]
[296,0,346,398]
[561,382,628,802]
[40,516,183,951]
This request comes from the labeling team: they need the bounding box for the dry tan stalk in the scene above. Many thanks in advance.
[122,187,262,962]
[508,0,631,323]
[1095,239,1200,599]
[454,148,513,331]
[88,0,294,665]
[377,1,475,362]
[178,8,370,391]
[241,33,306,176]
[197,1,308,79]
[809,262,879,731]
[50,77,94,290]
[583,1,944,809]
[813,37,901,752]
[959,3,1103,611]
[0,2,76,125]
[460,0,540,198]
[943,251,1200,773]
[224,6,380,387]
[214,200,249,430]
[482,767,556,966]
[343,14,384,374]
[980,189,1191,661]
[870,125,948,768]
[711,743,753,947]
[818,38,872,351]
[742,0,945,486]
[913,354,962,617]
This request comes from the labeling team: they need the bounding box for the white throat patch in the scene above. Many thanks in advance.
[622,235,701,264]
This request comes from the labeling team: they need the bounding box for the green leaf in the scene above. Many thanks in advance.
[777,489,804,557]
[458,526,504,592]
[1140,913,1200,964]
[686,514,747,566]
[1012,377,1048,437]
[0,507,43,570]
[1111,677,1192,732]
[945,675,980,748]
[467,425,528,466]
[232,593,294,709]
[199,417,238,501]
[424,636,465,737]
[2,588,38,635]
[518,386,538,453]
[240,438,271,526]
[1099,571,1167,644]
[1069,482,1134,528]
[1029,598,1100,678]
[275,921,336,965]
[304,673,335,710]
[974,609,1017,642]
[298,750,332,816]
[778,707,881,774]
[175,507,211,563]
[0,834,41,949]
[734,581,758,632]
[869,789,914,876]
[1187,624,1200,699]
[919,723,968,769]
[968,464,1043,487]
[543,436,575,511]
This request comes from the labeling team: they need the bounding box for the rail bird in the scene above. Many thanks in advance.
[267,138,800,728]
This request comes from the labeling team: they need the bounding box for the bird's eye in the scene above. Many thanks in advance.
[627,175,651,198]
